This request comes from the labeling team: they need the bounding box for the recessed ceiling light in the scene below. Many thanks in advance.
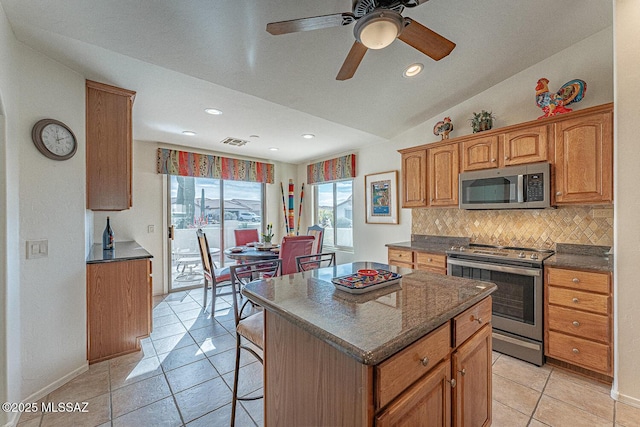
[269,147,279,151]
[403,63,424,78]
[204,108,223,115]
[249,135,260,138]
[182,131,196,136]
[302,134,315,139]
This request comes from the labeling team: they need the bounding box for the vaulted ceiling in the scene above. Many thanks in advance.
[1,0,612,163]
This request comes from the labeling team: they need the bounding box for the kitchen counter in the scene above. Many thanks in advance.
[386,235,469,256]
[243,261,496,365]
[87,241,153,264]
[544,243,613,272]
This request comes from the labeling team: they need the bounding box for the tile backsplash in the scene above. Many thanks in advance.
[412,206,613,249]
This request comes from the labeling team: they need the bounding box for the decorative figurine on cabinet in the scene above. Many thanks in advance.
[470,110,495,133]
[433,117,453,140]
[535,78,587,119]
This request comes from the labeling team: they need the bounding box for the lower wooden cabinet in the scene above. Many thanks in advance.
[452,324,492,427]
[388,247,447,275]
[87,258,152,363]
[545,266,613,377]
[376,359,452,427]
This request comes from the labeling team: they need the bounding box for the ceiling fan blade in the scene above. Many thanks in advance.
[267,13,355,35]
[398,17,455,60]
[336,42,368,81]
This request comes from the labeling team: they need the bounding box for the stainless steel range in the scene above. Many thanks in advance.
[446,244,554,366]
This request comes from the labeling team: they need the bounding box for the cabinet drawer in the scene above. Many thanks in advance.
[547,305,610,343]
[414,252,446,272]
[548,286,609,315]
[453,297,492,348]
[388,249,413,265]
[547,331,611,374]
[376,322,451,409]
[547,268,610,294]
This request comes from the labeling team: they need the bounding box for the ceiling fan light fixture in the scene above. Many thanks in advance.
[355,10,404,50]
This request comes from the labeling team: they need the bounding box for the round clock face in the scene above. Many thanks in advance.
[32,119,77,160]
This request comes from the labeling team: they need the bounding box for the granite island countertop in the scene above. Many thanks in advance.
[242,261,496,365]
[87,241,153,264]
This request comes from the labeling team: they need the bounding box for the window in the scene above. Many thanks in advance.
[315,180,353,249]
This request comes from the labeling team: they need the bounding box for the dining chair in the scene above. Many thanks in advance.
[307,224,325,254]
[279,235,315,275]
[295,252,336,272]
[234,228,259,247]
[229,259,281,427]
[196,229,232,311]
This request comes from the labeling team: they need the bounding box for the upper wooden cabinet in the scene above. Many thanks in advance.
[428,142,459,207]
[86,80,136,211]
[502,124,549,166]
[401,149,427,208]
[461,136,499,171]
[553,109,613,204]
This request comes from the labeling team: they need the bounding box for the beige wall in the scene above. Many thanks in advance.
[412,206,614,249]
[613,0,640,406]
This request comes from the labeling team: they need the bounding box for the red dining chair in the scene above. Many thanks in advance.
[234,229,259,247]
[307,225,324,254]
[279,235,315,275]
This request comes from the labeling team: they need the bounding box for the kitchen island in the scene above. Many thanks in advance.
[243,261,496,426]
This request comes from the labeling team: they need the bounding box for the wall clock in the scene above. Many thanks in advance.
[31,119,77,160]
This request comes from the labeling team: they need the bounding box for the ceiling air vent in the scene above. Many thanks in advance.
[220,137,249,147]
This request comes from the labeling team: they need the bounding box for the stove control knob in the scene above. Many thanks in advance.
[530,253,539,260]
[518,252,526,258]
[450,246,458,251]
[459,247,465,252]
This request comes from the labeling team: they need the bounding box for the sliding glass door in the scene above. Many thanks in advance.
[168,176,264,292]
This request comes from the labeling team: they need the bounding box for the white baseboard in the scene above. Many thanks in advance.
[611,389,640,408]
[2,362,88,427]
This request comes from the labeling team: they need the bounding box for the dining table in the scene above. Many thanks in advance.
[224,245,280,262]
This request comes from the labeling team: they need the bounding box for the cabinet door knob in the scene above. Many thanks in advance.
[472,316,483,324]
[427,258,432,262]
[491,158,496,162]
[458,368,466,376]
[572,278,580,283]
[572,348,580,354]
[572,297,579,303]
[421,357,430,367]
[504,156,510,160]
[572,321,580,327]
[556,191,563,196]
[448,378,457,388]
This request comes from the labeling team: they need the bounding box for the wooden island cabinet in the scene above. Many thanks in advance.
[86,242,153,364]
[243,262,496,426]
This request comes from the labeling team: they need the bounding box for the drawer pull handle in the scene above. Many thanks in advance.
[458,368,466,376]
[427,258,432,262]
[472,316,483,324]
[448,378,457,388]
[572,321,580,327]
[421,357,429,367]
[572,298,579,303]
[572,348,580,354]
[572,278,580,283]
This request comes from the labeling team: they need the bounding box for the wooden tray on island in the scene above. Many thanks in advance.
[331,269,402,294]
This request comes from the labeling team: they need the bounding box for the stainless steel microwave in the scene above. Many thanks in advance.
[459,162,551,209]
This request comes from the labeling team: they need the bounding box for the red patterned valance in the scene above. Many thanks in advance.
[156,148,274,183]
[307,154,356,184]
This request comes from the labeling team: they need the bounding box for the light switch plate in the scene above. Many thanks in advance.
[26,239,48,259]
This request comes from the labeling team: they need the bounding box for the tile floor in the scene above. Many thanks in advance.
[16,288,640,427]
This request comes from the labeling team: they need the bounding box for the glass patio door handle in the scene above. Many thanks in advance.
[169,225,175,240]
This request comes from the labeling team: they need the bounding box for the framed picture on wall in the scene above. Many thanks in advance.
[365,170,398,224]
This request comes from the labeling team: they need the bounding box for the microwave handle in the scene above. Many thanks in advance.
[517,174,525,203]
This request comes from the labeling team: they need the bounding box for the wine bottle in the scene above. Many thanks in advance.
[102,216,115,250]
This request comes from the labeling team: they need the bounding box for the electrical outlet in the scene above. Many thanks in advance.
[26,239,48,259]
[148,225,155,233]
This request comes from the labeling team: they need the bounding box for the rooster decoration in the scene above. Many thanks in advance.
[433,117,453,140]
[535,78,587,119]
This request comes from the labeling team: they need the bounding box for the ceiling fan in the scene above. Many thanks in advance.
[266,0,456,80]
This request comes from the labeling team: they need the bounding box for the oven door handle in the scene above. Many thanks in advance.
[446,258,541,277]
